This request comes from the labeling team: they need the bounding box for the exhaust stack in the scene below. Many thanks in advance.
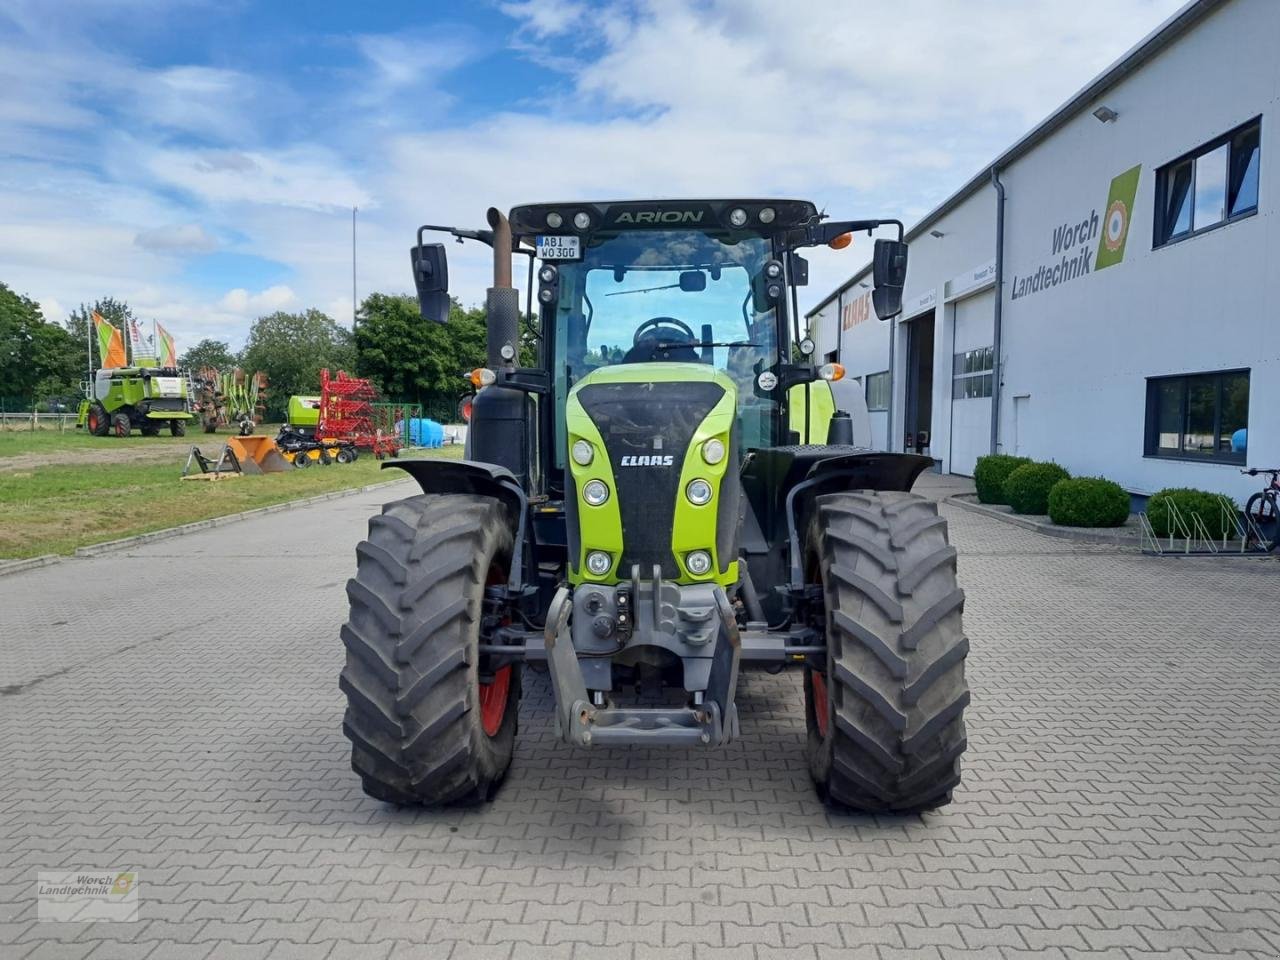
[485,207,518,368]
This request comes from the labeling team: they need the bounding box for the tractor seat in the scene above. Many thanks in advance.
[621,338,701,364]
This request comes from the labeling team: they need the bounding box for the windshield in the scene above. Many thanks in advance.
[550,228,780,465]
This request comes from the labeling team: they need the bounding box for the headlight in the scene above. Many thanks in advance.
[582,479,609,505]
[685,550,712,576]
[702,438,725,465]
[538,264,558,283]
[686,479,713,505]
[586,551,611,576]
[571,439,594,465]
[728,207,748,227]
[546,211,563,228]
[573,211,591,230]
[758,206,776,224]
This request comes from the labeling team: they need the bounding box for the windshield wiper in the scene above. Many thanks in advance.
[655,340,760,349]
[604,283,681,296]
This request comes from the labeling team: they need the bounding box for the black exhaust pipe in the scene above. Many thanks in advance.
[485,207,519,369]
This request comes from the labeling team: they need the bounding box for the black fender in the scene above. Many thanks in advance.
[382,458,530,591]
[781,452,934,588]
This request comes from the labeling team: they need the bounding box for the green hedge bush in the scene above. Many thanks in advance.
[973,454,1031,504]
[1047,477,1131,527]
[1004,461,1070,514]
[1146,487,1236,539]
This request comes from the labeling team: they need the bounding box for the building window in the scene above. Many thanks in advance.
[865,371,890,411]
[1155,117,1261,247]
[952,346,993,400]
[1144,369,1249,463]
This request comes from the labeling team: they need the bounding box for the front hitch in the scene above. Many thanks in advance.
[541,581,741,747]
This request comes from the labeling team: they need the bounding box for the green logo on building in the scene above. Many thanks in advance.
[1095,164,1141,270]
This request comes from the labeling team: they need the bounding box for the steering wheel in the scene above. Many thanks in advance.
[632,316,696,346]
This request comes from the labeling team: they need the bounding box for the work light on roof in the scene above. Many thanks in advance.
[546,211,563,228]
[758,207,776,224]
[573,211,591,230]
[728,207,748,227]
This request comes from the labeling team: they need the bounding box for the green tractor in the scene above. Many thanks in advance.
[339,200,969,813]
[77,366,196,437]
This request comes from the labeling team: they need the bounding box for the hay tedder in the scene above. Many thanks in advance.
[192,367,267,435]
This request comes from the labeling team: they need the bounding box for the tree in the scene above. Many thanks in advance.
[178,338,238,372]
[67,297,136,369]
[241,309,356,420]
[354,294,538,415]
[354,294,485,406]
[0,282,83,409]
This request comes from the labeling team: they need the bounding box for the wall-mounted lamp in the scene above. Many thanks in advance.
[1092,105,1119,123]
[929,229,945,239]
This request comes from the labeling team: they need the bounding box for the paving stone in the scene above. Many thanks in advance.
[3,478,1279,958]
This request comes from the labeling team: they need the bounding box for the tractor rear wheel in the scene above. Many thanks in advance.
[87,404,109,436]
[170,420,186,437]
[340,493,520,806]
[111,412,131,437]
[804,490,969,814]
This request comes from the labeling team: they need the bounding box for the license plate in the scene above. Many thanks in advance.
[536,235,580,260]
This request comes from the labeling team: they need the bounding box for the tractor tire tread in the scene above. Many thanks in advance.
[805,490,969,814]
[340,492,519,807]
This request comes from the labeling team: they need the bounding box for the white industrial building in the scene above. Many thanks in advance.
[806,0,1274,504]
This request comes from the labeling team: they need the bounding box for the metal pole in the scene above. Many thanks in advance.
[990,167,1006,456]
[352,206,358,330]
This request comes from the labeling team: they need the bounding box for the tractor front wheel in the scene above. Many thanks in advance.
[340,493,520,806]
[87,404,109,437]
[170,420,186,437]
[804,490,969,814]
[111,412,131,437]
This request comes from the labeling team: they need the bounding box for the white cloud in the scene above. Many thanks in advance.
[134,223,218,255]
[143,146,372,212]
[219,285,297,315]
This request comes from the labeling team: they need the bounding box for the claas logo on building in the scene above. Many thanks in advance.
[841,292,872,330]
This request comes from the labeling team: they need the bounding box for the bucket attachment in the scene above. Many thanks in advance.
[181,445,243,480]
[224,435,292,474]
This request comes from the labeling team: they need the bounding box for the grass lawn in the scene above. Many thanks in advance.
[0,443,464,558]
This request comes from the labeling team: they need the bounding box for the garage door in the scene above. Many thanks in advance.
[948,289,994,476]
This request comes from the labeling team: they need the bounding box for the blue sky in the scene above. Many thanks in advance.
[0,0,1186,353]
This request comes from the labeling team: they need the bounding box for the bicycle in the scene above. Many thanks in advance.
[1242,467,1280,551]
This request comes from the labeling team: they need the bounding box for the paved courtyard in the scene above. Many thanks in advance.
[3,474,1279,959]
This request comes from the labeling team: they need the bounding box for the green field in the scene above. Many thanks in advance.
[0,431,464,557]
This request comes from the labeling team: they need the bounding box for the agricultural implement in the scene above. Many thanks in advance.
[193,367,268,435]
[339,200,969,813]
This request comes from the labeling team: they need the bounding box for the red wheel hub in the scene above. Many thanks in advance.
[478,562,512,738]
[479,665,511,737]
[811,670,831,739]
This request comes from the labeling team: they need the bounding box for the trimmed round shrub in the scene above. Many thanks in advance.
[1047,477,1131,527]
[973,454,1031,504]
[1004,461,1070,515]
[1146,487,1236,539]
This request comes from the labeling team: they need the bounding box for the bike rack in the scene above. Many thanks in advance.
[1139,494,1271,556]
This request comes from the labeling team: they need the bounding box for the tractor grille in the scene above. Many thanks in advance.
[576,379,724,579]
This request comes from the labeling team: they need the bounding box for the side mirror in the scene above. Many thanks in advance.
[679,270,707,292]
[410,243,450,324]
[872,238,908,320]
